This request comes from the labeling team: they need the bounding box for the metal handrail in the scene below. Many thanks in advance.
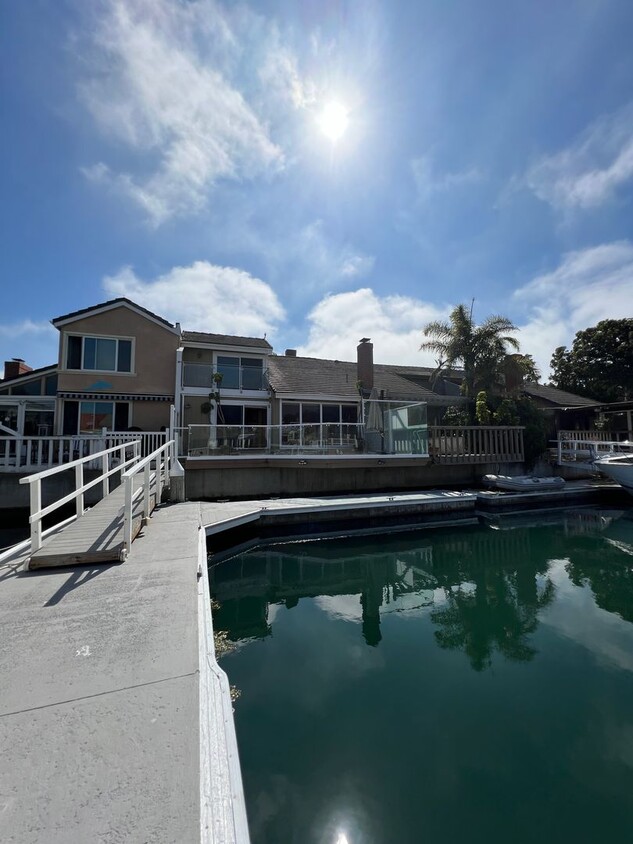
[19,440,141,553]
[122,440,175,554]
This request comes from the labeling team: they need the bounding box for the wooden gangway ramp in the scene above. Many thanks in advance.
[29,476,156,569]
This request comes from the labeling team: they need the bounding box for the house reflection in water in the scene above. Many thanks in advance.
[209,509,633,668]
[210,538,436,647]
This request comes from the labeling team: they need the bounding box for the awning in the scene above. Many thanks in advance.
[58,392,173,402]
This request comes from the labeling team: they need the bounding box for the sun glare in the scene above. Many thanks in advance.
[317,101,349,142]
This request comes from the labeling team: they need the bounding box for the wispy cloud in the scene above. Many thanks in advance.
[77,0,308,225]
[514,241,633,375]
[103,261,285,337]
[525,103,633,210]
[290,220,375,287]
[411,155,483,202]
[298,287,448,364]
[0,320,58,373]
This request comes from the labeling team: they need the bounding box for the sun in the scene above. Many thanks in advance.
[317,101,349,142]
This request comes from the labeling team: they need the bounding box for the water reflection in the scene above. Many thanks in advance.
[210,508,633,671]
[565,510,633,623]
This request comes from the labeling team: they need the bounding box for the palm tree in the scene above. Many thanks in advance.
[421,303,520,398]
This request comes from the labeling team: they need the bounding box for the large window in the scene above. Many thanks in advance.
[216,356,264,390]
[62,400,130,434]
[280,402,359,447]
[66,335,133,373]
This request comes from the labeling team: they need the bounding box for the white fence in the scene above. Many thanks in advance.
[557,436,633,466]
[0,431,167,473]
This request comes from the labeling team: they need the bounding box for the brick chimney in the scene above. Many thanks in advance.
[357,338,374,392]
[2,358,32,381]
[285,349,297,357]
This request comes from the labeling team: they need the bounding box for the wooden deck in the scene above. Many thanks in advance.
[28,476,156,569]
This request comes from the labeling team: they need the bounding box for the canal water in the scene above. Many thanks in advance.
[211,507,633,844]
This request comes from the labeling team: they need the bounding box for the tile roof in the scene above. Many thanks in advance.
[182,331,272,350]
[51,298,175,328]
[523,382,601,407]
[267,356,456,404]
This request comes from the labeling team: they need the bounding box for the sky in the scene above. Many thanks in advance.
[1,0,633,378]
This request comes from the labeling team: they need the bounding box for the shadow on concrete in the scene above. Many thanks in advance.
[37,564,120,606]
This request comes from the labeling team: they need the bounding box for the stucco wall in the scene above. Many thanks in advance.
[57,306,178,396]
[130,401,172,431]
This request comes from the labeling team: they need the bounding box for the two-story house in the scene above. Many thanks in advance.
[52,299,180,434]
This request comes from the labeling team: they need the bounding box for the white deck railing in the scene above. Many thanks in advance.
[18,441,141,553]
[0,431,167,473]
[557,436,633,466]
[122,441,174,554]
[558,430,621,442]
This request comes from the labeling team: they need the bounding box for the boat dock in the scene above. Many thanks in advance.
[0,480,627,843]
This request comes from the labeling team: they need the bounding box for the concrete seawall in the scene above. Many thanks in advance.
[185,458,522,499]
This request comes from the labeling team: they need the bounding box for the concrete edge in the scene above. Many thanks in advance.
[198,520,251,844]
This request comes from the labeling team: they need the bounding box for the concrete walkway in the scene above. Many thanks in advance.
[0,502,202,844]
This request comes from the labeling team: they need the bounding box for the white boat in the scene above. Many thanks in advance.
[482,474,566,492]
[594,455,633,496]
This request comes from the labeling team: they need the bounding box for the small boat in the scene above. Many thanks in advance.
[482,474,566,492]
[594,454,633,496]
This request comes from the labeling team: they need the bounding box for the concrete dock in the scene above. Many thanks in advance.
[0,481,625,843]
[0,502,207,844]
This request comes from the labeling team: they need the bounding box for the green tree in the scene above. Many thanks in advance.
[502,353,541,394]
[549,319,633,402]
[421,303,520,398]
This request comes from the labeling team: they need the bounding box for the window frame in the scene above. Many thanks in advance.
[64,333,135,375]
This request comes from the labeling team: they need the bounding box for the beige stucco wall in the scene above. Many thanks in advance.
[56,306,178,396]
[183,394,211,427]
[130,401,172,431]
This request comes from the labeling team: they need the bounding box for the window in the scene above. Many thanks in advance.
[45,375,58,396]
[11,379,42,396]
[66,335,133,373]
[280,401,360,447]
[216,356,264,390]
[63,400,129,434]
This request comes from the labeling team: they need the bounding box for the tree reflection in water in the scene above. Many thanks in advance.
[564,511,633,623]
[209,510,633,671]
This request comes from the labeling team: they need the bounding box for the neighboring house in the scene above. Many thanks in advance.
[52,299,180,435]
[522,382,601,437]
[0,362,58,436]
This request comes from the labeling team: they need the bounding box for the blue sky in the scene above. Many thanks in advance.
[1,0,633,377]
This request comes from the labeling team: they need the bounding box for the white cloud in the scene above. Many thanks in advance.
[78,0,300,224]
[514,241,633,375]
[340,254,375,278]
[411,155,483,202]
[274,220,375,290]
[298,288,449,364]
[103,261,285,337]
[525,103,633,209]
[0,320,58,373]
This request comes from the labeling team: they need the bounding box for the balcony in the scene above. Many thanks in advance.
[182,363,268,391]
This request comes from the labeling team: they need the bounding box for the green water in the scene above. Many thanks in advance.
[211,508,633,844]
